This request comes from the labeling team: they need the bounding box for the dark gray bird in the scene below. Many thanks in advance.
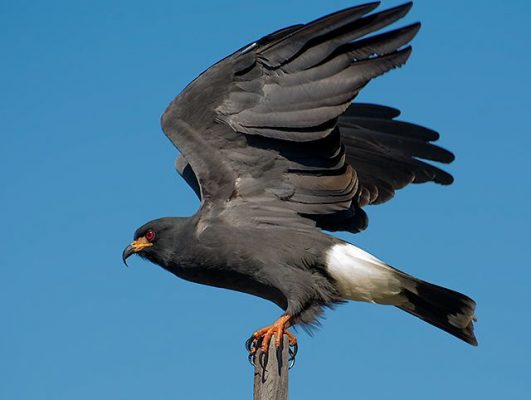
[123,2,478,355]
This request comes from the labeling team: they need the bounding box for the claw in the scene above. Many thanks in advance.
[245,314,299,367]
[288,342,298,369]
[245,336,254,353]
[259,350,269,369]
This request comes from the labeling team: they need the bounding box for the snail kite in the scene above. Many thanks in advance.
[122,1,478,355]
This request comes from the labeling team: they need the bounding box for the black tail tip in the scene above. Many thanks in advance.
[398,279,478,346]
[456,317,478,346]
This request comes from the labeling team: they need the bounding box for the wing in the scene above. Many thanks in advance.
[162,2,453,233]
[338,103,454,208]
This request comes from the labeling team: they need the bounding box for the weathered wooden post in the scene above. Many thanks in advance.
[253,334,289,400]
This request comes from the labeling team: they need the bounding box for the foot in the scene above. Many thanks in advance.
[245,314,298,366]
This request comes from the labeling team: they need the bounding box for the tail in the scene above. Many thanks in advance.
[325,242,478,346]
[397,275,478,346]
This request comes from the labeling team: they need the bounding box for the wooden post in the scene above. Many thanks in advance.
[253,334,289,400]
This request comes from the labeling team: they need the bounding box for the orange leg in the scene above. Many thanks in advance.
[247,314,297,353]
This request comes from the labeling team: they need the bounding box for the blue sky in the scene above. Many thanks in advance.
[1,0,530,398]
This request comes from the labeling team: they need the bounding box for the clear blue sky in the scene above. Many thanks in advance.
[1,1,530,398]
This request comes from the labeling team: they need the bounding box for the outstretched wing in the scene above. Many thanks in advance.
[162,2,453,233]
[338,103,454,208]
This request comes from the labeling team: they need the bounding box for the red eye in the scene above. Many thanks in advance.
[145,230,155,241]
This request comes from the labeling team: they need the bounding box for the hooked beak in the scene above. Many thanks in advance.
[122,237,153,267]
[122,244,135,267]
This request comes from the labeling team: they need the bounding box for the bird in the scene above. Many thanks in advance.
[122,1,478,358]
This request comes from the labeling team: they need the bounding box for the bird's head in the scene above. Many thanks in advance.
[122,217,182,267]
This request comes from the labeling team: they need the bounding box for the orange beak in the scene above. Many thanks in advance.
[122,236,153,266]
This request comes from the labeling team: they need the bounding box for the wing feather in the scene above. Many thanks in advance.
[163,3,453,234]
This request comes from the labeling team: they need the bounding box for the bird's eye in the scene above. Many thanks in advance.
[145,230,155,241]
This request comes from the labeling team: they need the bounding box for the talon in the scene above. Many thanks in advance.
[290,342,298,358]
[245,314,298,365]
[245,334,259,353]
[285,330,297,346]
[259,350,268,368]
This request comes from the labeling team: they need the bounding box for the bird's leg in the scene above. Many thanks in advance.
[245,314,298,366]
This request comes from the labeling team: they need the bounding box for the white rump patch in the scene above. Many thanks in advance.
[326,243,405,305]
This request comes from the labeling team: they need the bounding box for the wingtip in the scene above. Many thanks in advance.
[445,151,456,164]
[403,1,414,11]
[332,2,381,21]
[398,45,413,63]
[358,2,381,12]
[397,22,422,47]
[436,172,454,186]
[388,1,414,20]
[409,21,422,33]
